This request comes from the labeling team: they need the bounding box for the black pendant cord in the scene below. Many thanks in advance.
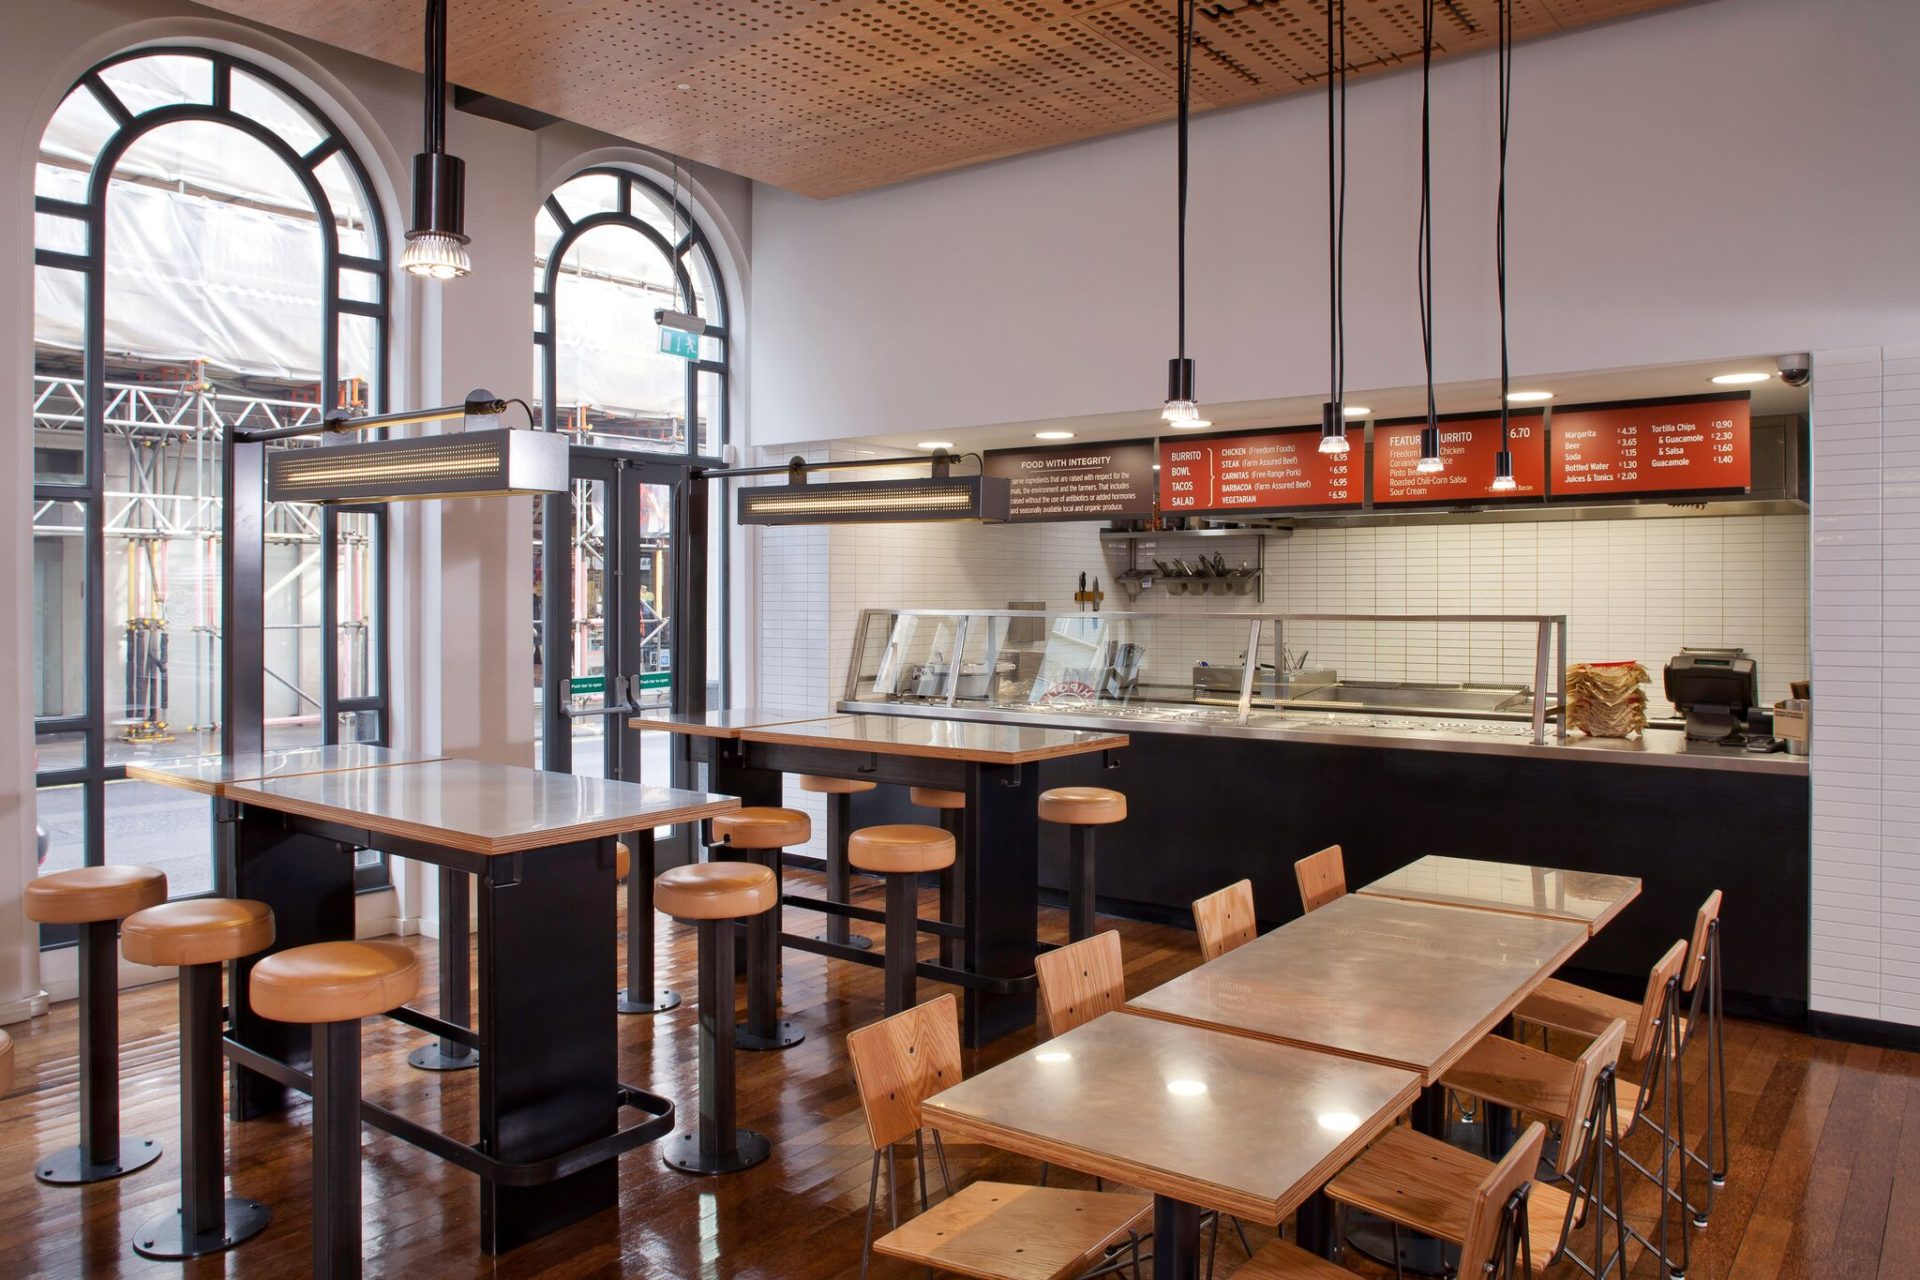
[1175,0,1196,365]
[1418,0,1437,437]
[1497,0,1514,453]
[1327,0,1347,414]
[423,0,446,155]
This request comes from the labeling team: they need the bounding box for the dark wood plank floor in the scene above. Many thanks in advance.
[0,874,1909,1278]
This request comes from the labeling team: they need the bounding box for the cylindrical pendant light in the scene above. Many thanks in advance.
[1319,0,1350,457]
[1415,0,1443,475]
[1160,0,1209,430]
[1489,0,1519,492]
[400,0,471,279]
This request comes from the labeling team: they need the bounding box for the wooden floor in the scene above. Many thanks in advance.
[0,875,1911,1279]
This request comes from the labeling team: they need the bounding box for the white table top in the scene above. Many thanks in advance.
[1127,893,1588,1084]
[1356,855,1641,936]
[734,714,1128,764]
[924,1011,1419,1224]
[628,708,849,739]
[123,744,447,797]
[224,758,740,856]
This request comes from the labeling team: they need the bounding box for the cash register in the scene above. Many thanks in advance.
[1663,647,1758,742]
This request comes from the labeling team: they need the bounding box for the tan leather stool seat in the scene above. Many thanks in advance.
[1037,787,1127,826]
[849,825,955,876]
[24,865,168,925]
[250,941,420,1025]
[655,862,777,920]
[0,1027,12,1097]
[712,806,812,850]
[909,787,966,811]
[123,899,275,968]
[616,841,632,882]
[798,774,876,796]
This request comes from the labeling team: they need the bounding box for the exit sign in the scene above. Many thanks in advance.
[658,327,700,360]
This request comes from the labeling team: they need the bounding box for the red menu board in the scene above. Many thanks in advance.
[1158,427,1361,513]
[1549,394,1751,497]
[1372,410,1547,505]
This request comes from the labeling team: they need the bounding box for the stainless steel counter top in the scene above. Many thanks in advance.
[836,699,1808,776]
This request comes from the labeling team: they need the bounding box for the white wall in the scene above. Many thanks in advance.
[748,0,1920,447]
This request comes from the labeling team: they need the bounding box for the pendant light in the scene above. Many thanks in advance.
[1490,0,1519,492]
[1161,0,1209,430]
[1318,0,1350,456]
[1414,0,1444,475]
[400,0,471,280]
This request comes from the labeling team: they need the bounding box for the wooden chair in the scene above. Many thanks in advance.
[1312,1122,1549,1280]
[1191,879,1257,962]
[846,994,1150,1280]
[1034,929,1127,1038]
[1680,890,1729,1210]
[1437,1019,1632,1277]
[1293,845,1345,914]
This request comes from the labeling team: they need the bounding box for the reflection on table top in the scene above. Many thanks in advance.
[1357,855,1641,935]
[224,759,740,856]
[627,708,850,739]
[733,714,1129,764]
[1126,894,1587,1084]
[924,1011,1419,1224]
[123,744,448,797]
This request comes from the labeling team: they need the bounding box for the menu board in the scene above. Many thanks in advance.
[1158,427,1361,513]
[1372,410,1547,505]
[983,440,1157,522]
[1549,394,1751,497]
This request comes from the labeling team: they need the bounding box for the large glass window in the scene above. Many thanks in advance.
[30,49,392,908]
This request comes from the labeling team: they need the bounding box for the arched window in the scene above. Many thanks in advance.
[31,48,392,903]
[534,167,729,457]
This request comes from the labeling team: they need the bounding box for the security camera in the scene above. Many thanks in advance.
[1777,353,1811,387]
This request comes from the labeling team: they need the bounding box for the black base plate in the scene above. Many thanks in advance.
[617,987,682,1015]
[36,1137,162,1185]
[663,1128,771,1176]
[133,1199,271,1259]
[407,1041,480,1072]
[818,931,873,951]
[735,1019,806,1051]
[1347,1215,1458,1277]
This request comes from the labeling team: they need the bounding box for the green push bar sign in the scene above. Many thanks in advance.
[658,328,700,360]
[569,675,605,696]
[638,672,671,691]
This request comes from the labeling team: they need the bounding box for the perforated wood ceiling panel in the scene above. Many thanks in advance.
[198,0,1688,196]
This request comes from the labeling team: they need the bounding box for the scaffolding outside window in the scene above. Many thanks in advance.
[30,48,393,914]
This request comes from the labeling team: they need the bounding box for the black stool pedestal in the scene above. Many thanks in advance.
[37,920,161,1186]
[665,917,771,1175]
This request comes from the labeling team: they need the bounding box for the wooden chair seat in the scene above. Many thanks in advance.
[872,1180,1149,1280]
[655,862,777,920]
[1236,1238,1368,1280]
[0,1027,12,1097]
[711,806,812,850]
[1035,787,1126,826]
[848,824,955,875]
[909,786,966,810]
[798,774,876,795]
[1440,1034,1577,1119]
[249,940,420,1025]
[1516,978,1686,1056]
[24,865,167,925]
[122,899,274,968]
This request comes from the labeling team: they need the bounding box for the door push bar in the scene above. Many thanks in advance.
[558,673,641,719]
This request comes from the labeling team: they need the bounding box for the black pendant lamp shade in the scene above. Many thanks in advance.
[401,0,470,279]
[1160,0,1208,430]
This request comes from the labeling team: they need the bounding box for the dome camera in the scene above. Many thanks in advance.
[1777,353,1811,387]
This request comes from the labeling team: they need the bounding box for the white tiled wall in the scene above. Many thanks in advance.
[1808,343,1920,1028]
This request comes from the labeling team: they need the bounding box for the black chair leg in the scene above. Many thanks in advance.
[738,846,804,1051]
[820,792,872,950]
[311,1019,363,1280]
[883,873,919,1014]
[133,964,270,1259]
[37,919,161,1185]
[667,917,771,1174]
[1068,825,1097,942]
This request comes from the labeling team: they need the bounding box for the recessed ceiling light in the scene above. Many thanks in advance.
[1342,405,1371,418]
[1506,390,1553,403]
[1035,431,1076,441]
[1710,371,1772,385]
[916,440,955,450]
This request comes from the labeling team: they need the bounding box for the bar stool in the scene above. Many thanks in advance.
[122,899,276,1259]
[712,807,811,1051]
[848,824,954,1015]
[656,862,779,1175]
[616,837,680,1015]
[1036,787,1125,942]
[909,787,967,966]
[250,941,420,1280]
[24,864,168,1184]
[798,775,875,950]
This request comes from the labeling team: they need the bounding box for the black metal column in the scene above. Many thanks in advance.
[1154,1195,1204,1280]
[1068,824,1098,942]
[882,872,920,1015]
[409,867,478,1070]
[818,791,869,949]
[618,829,680,1014]
[36,919,161,1184]
[310,1018,363,1280]
[665,915,770,1175]
[221,436,266,758]
[737,843,803,1051]
[964,761,1040,1046]
[937,806,964,966]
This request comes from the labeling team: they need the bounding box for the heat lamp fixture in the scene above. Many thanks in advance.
[1160,0,1209,432]
[400,0,470,280]
[1319,1,1351,458]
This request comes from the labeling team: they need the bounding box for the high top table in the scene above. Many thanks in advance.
[636,711,1128,1046]
[925,1011,1420,1280]
[1355,853,1641,936]
[209,758,735,1254]
[125,742,447,797]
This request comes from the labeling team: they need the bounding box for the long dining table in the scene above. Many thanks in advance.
[1355,852,1642,936]
[635,710,1129,1046]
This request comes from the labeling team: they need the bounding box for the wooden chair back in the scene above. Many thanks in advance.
[1192,879,1257,962]
[1460,1121,1548,1277]
[846,993,963,1152]
[1630,940,1690,1065]
[1294,844,1347,914]
[1557,1018,1627,1176]
[1684,889,1723,995]
[1034,930,1126,1037]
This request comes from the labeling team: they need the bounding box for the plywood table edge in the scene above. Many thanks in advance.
[1422,927,1594,1081]
[734,724,1130,764]
[1116,1005,1428,1081]
[124,752,450,798]
[1354,875,1644,938]
[122,763,221,797]
[223,787,741,857]
[627,713,850,739]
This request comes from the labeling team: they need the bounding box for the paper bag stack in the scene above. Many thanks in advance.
[1567,661,1649,738]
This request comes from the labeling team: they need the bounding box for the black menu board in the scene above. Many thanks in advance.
[983,440,1157,522]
